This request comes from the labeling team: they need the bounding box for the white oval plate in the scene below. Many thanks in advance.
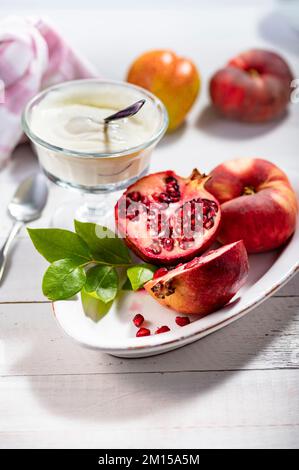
[53,217,299,358]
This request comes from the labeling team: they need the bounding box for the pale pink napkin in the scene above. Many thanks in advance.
[0,16,98,168]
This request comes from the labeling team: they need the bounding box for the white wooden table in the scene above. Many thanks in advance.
[1,1,299,448]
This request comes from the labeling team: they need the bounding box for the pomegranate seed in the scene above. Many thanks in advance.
[153,267,169,279]
[159,192,171,203]
[141,195,150,206]
[136,327,150,337]
[127,210,139,221]
[133,314,144,327]
[168,191,180,200]
[128,191,141,202]
[162,238,174,251]
[211,202,219,212]
[169,194,181,203]
[152,193,161,202]
[167,184,180,193]
[204,218,214,229]
[152,279,175,298]
[165,175,177,184]
[156,325,170,334]
[175,316,191,327]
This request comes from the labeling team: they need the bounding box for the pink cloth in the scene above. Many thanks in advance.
[0,16,98,167]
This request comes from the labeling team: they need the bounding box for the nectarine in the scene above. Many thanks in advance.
[127,49,200,131]
[210,49,294,122]
[206,158,298,253]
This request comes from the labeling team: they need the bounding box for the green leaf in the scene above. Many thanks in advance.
[85,265,118,303]
[74,220,131,265]
[42,259,86,301]
[121,278,133,291]
[127,264,156,291]
[81,289,113,322]
[28,228,91,264]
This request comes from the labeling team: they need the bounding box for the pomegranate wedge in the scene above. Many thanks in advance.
[144,241,249,316]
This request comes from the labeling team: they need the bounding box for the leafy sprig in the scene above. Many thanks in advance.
[28,221,156,303]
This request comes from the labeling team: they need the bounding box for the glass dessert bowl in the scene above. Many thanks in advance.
[22,79,168,227]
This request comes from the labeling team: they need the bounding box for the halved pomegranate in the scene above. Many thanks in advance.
[144,241,249,316]
[115,169,221,265]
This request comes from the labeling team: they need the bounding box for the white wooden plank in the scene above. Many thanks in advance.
[0,237,298,303]
[1,298,298,376]
[1,425,298,449]
[0,238,48,302]
[0,369,298,448]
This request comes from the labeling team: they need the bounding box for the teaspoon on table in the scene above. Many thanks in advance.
[0,173,48,284]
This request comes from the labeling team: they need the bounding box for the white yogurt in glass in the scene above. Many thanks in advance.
[23,80,168,191]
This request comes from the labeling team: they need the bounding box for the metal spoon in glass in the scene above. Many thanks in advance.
[103,99,146,124]
[67,99,146,133]
[0,173,48,284]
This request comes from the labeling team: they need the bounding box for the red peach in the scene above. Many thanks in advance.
[210,49,294,122]
[205,158,298,253]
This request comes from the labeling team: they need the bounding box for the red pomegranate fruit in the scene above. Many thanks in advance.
[206,158,298,253]
[115,169,221,265]
[144,241,249,316]
[210,49,294,122]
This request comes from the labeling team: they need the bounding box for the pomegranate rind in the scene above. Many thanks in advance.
[115,169,221,265]
[206,158,298,253]
[144,241,249,316]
